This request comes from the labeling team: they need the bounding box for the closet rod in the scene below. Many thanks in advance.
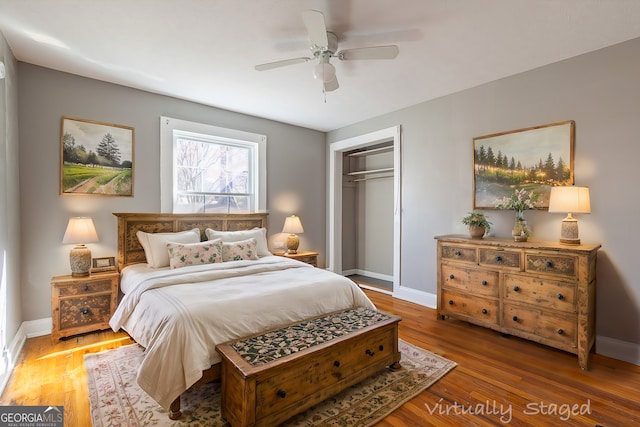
[351,174,394,183]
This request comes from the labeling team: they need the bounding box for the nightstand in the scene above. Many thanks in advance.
[275,251,318,267]
[51,271,119,341]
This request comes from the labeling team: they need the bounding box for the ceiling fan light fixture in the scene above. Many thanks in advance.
[313,61,336,82]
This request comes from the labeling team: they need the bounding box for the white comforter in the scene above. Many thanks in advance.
[109,256,375,409]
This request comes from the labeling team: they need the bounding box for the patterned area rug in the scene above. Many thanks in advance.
[85,339,456,426]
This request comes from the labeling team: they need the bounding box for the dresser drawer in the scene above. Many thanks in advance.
[441,290,498,325]
[504,274,576,313]
[58,294,112,329]
[441,265,498,297]
[525,252,577,279]
[479,248,521,270]
[57,278,113,296]
[440,244,476,264]
[503,303,576,348]
[255,327,395,418]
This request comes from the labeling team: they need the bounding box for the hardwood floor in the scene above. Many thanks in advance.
[1,289,639,426]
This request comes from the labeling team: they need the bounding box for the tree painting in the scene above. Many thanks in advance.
[61,117,134,196]
[473,121,574,209]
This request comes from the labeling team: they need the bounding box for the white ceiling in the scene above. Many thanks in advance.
[2,0,640,132]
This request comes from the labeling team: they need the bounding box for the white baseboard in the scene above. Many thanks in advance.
[596,335,640,366]
[0,317,52,395]
[392,286,437,309]
[342,269,393,283]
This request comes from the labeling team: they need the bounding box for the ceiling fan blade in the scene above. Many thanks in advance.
[338,45,399,61]
[324,77,339,92]
[255,57,311,71]
[302,9,328,49]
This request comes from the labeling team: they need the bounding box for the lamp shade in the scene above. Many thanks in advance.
[548,186,591,214]
[62,217,99,244]
[313,61,336,83]
[282,215,304,234]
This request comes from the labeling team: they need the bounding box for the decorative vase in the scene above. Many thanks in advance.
[512,210,529,242]
[468,225,486,239]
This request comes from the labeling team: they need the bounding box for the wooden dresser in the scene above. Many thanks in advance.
[51,272,120,341]
[435,235,600,369]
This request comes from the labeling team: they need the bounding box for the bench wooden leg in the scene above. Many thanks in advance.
[169,396,182,420]
[390,361,402,371]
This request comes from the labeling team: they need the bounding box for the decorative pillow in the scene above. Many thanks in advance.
[205,227,271,257]
[222,238,259,262]
[136,228,200,268]
[167,239,223,269]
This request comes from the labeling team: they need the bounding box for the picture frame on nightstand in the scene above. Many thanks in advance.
[90,256,117,273]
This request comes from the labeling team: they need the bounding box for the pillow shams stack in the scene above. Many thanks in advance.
[136,228,200,268]
[205,227,271,257]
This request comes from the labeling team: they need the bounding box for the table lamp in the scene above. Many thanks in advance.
[62,217,99,276]
[282,215,304,254]
[548,186,591,245]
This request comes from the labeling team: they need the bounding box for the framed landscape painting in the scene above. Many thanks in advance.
[473,121,574,209]
[60,117,134,196]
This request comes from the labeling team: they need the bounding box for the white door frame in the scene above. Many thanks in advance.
[328,125,401,288]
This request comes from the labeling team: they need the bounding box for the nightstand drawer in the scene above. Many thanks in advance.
[58,279,113,296]
[59,294,112,329]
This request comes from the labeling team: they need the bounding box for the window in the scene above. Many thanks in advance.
[160,117,266,213]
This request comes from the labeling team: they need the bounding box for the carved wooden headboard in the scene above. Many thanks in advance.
[113,212,268,271]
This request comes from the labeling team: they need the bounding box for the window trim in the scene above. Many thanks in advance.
[160,116,266,213]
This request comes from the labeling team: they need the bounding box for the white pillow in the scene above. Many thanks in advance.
[221,238,259,262]
[205,227,271,257]
[136,228,200,268]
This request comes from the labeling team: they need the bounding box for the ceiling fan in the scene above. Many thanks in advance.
[255,9,400,92]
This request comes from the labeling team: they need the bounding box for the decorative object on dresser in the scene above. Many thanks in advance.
[494,188,541,242]
[62,217,99,277]
[435,235,600,370]
[282,214,304,254]
[216,307,401,427]
[461,211,491,239]
[90,256,117,274]
[548,186,591,245]
[274,250,318,266]
[51,271,119,341]
[473,120,574,209]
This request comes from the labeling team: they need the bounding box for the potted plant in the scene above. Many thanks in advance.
[462,211,491,239]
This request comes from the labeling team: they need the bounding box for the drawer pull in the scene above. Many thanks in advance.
[481,308,488,315]
[557,329,565,335]
[333,360,340,367]
[481,280,488,286]
[557,293,564,300]
[365,349,375,357]
[495,255,502,262]
[513,285,520,292]
[277,389,286,399]
[80,308,90,315]
[449,274,455,280]
[546,261,553,268]
[512,316,519,322]
[448,300,454,305]
[379,345,384,351]
[83,284,89,291]
[454,250,462,257]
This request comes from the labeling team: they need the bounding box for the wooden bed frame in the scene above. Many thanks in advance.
[113,212,269,419]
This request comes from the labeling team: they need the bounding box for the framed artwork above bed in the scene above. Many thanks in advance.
[472,120,575,209]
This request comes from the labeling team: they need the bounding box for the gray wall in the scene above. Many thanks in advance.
[329,37,640,351]
[0,31,21,352]
[17,64,326,323]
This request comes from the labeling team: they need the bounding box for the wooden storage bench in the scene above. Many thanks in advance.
[216,307,402,427]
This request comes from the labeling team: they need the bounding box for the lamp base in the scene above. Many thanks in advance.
[286,234,300,254]
[70,244,92,277]
[559,217,580,245]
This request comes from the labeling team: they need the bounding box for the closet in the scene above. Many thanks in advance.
[341,141,394,291]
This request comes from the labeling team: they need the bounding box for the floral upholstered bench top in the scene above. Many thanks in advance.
[231,307,392,366]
